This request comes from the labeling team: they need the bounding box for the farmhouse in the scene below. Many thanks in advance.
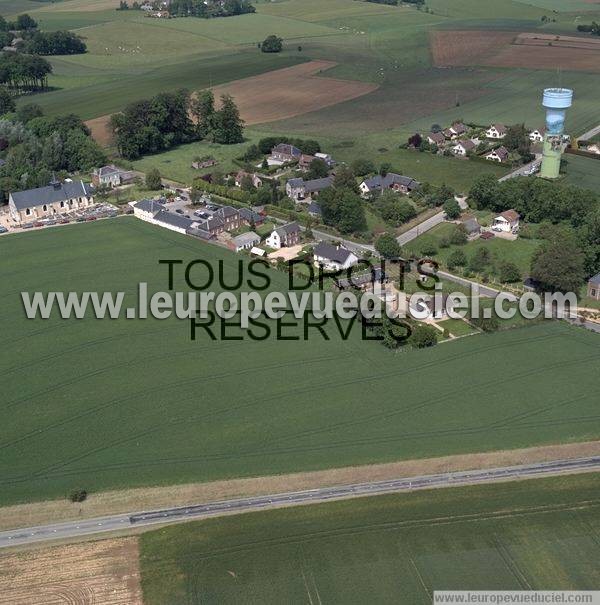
[270,143,302,163]
[359,173,420,197]
[427,132,446,147]
[529,128,545,143]
[452,139,477,156]
[286,176,334,202]
[492,209,520,233]
[9,179,94,223]
[231,231,261,252]
[485,146,510,163]
[313,242,358,271]
[265,222,300,249]
[238,207,264,226]
[486,123,507,139]
[92,165,131,188]
[588,273,600,301]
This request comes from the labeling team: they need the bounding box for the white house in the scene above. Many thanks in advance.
[485,146,509,163]
[313,242,358,271]
[265,222,300,249]
[485,123,507,139]
[9,179,94,224]
[492,209,520,233]
[452,139,477,156]
[529,128,545,143]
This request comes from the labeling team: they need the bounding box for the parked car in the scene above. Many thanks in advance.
[86,216,97,221]
[0,225,8,233]
[59,219,70,224]
[33,221,44,228]
[22,223,34,229]
[175,209,184,214]
[76,217,86,222]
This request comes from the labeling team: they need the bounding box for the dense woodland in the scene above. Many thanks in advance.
[110,89,244,159]
[0,105,106,201]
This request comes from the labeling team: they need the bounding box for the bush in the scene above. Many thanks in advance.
[447,249,467,269]
[420,242,438,257]
[450,224,468,245]
[260,34,283,53]
[497,260,521,283]
[443,198,461,220]
[410,324,438,348]
[69,489,88,503]
[472,316,500,332]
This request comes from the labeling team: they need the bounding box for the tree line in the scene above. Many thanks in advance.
[0,53,52,92]
[110,89,244,160]
[0,104,106,201]
[166,0,255,18]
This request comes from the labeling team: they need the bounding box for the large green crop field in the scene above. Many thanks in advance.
[1,219,600,507]
[140,472,600,604]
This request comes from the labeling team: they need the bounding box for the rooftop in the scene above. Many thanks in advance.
[10,180,93,211]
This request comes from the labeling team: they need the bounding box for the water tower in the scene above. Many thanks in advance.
[540,88,573,179]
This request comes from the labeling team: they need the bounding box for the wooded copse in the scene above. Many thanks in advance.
[0,53,52,92]
[110,89,244,160]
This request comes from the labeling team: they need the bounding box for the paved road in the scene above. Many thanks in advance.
[499,155,542,182]
[578,124,600,141]
[2,456,600,549]
[438,270,518,301]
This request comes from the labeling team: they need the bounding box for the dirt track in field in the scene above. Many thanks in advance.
[86,60,378,146]
[3,440,600,534]
[0,538,142,605]
[431,30,600,73]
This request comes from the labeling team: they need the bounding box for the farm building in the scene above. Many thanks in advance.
[443,122,467,139]
[588,273,600,301]
[270,143,302,164]
[313,242,358,271]
[265,222,300,249]
[492,209,520,233]
[529,128,546,143]
[359,173,420,197]
[238,207,264,226]
[8,179,94,224]
[132,198,165,221]
[427,132,446,147]
[234,171,263,189]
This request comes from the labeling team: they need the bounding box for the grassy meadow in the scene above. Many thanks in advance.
[1,219,600,506]
[140,472,600,604]
[562,154,600,194]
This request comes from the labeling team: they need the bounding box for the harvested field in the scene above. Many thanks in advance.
[85,115,113,147]
[430,30,516,67]
[0,538,142,605]
[431,30,600,73]
[211,60,379,125]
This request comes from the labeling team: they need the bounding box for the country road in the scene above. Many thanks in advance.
[2,456,600,549]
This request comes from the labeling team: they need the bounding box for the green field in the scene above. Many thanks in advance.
[1,219,600,507]
[563,154,600,194]
[140,473,600,604]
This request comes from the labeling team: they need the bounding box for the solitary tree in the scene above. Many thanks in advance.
[443,198,461,220]
[145,167,162,190]
[261,35,283,53]
[375,232,402,259]
[213,94,244,144]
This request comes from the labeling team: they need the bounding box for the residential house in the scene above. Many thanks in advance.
[191,158,217,170]
[315,152,335,167]
[234,171,263,189]
[452,139,477,156]
[92,165,130,188]
[443,122,468,139]
[308,202,322,218]
[265,222,300,249]
[299,154,316,171]
[286,176,334,202]
[529,128,545,143]
[486,123,507,139]
[461,216,481,239]
[132,198,165,221]
[9,179,94,223]
[336,267,387,291]
[238,207,264,226]
[427,131,446,147]
[485,146,510,163]
[215,206,241,231]
[231,231,261,252]
[492,209,520,233]
[198,215,224,237]
[313,242,358,271]
[270,143,302,163]
[587,273,600,301]
[359,173,420,197]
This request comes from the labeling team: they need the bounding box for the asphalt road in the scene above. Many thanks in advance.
[2,456,600,549]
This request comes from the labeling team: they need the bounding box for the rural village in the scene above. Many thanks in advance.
[1,0,600,602]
